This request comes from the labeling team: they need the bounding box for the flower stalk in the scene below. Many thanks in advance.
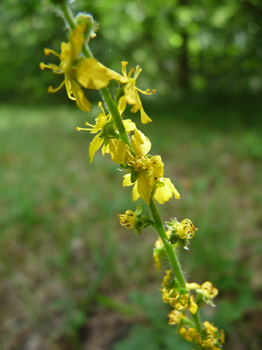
[149,196,186,287]
[41,3,225,349]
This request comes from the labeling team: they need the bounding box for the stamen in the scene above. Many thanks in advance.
[44,48,60,58]
[85,122,95,128]
[98,101,106,115]
[136,87,156,95]
[40,62,62,74]
[48,80,65,93]
[121,61,128,77]
[134,66,142,80]
[76,127,92,131]
[128,67,135,79]
[39,62,46,70]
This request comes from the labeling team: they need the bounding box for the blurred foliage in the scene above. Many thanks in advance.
[1,0,262,104]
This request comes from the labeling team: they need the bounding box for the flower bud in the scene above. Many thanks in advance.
[166,218,197,239]
[118,210,137,229]
[75,12,98,41]
[118,205,154,235]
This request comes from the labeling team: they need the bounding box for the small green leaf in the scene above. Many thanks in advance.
[131,170,139,183]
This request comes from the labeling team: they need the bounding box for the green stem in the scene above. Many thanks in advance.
[191,312,203,334]
[60,4,75,31]
[59,4,133,152]
[100,87,134,151]
[61,0,201,336]
[149,196,186,287]
[149,196,203,332]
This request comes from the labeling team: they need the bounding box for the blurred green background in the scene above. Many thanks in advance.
[0,0,261,349]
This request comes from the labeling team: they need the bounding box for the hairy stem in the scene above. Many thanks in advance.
[61,0,202,336]
[149,196,203,332]
[149,196,186,286]
[191,311,203,334]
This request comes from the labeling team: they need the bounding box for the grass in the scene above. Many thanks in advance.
[0,100,261,350]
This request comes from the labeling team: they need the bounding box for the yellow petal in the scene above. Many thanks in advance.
[186,283,201,291]
[118,96,127,115]
[137,172,154,204]
[60,42,73,70]
[89,133,104,163]
[130,104,139,114]
[132,182,140,201]
[124,84,138,106]
[189,296,198,314]
[109,139,131,164]
[154,178,180,204]
[131,129,151,156]
[77,58,125,90]
[102,143,109,155]
[123,173,132,187]
[123,119,136,133]
[140,106,152,124]
[70,79,92,111]
[91,112,108,133]
[151,155,164,178]
[153,251,161,271]
[128,90,152,124]
[69,22,86,59]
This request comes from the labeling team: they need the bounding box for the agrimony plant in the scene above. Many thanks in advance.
[41,1,225,349]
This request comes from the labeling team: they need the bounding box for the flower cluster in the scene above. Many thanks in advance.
[152,218,197,269]
[179,321,225,350]
[110,129,180,205]
[41,10,225,350]
[161,270,224,350]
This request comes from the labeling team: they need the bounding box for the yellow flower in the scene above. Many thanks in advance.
[168,309,185,325]
[202,321,225,349]
[186,282,201,291]
[203,321,218,335]
[179,327,202,344]
[40,23,124,111]
[118,210,137,229]
[153,236,167,270]
[201,281,219,300]
[76,101,136,163]
[153,250,162,270]
[154,178,180,204]
[120,61,155,124]
[172,292,189,311]
[186,281,218,307]
[166,218,197,239]
[162,287,189,311]
[189,295,198,314]
[110,129,179,205]
[162,270,172,288]
[111,130,161,204]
